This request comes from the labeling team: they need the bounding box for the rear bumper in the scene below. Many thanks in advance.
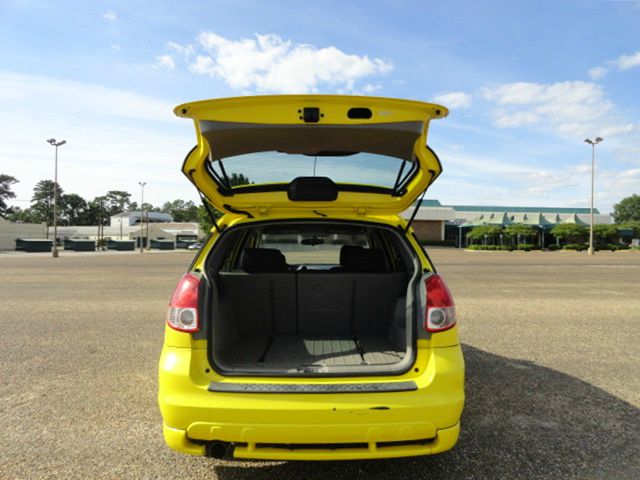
[158,345,464,460]
[163,421,460,460]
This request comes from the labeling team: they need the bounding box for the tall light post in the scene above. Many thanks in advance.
[584,137,603,255]
[47,138,66,258]
[138,181,146,253]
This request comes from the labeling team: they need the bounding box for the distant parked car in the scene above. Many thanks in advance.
[159,95,464,461]
[187,242,203,250]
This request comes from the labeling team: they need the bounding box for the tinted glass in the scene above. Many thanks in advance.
[258,227,370,265]
[209,152,413,190]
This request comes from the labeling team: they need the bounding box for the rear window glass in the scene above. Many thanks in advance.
[258,230,369,266]
[215,223,412,273]
[209,152,415,190]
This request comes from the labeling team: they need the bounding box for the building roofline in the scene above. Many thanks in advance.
[421,201,600,215]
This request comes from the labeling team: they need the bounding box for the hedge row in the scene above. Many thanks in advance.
[467,244,539,251]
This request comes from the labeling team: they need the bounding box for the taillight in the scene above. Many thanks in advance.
[166,273,200,332]
[424,274,456,332]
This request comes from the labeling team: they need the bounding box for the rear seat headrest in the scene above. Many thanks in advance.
[340,245,386,272]
[240,248,288,273]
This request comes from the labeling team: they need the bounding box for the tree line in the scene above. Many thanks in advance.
[0,173,251,232]
[1,173,638,237]
[466,222,632,250]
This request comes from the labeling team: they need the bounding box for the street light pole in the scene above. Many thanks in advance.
[47,138,66,258]
[138,181,146,253]
[584,137,603,256]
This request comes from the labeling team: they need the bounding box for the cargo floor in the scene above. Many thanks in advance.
[218,334,404,367]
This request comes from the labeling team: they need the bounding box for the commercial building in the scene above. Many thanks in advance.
[1,202,616,250]
[405,200,612,245]
[53,211,202,248]
[400,200,456,242]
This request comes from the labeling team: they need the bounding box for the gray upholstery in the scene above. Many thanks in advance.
[212,271,408,368]
[217,272,296,334]
[218,335,403,367]
[297,272,405,334]
[217,271,405,336]
[239,248,288,273]
[339,245,387,272]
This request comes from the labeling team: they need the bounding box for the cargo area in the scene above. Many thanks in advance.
[205,222,420,376]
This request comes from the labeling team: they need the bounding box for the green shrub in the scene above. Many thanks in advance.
[594,224,620,245]
[603,244,629,251]
[547,244,561,251]
[467,225,503,245]
[503,224,537,240]
[551,224,588,244]
[563,243,586,251]
[515,243,539,251]
[466,244,513,251]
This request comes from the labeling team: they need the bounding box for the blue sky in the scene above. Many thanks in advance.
[1,0,639,213]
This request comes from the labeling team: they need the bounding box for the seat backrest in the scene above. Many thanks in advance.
[339,245,386,272]
[218,272,296,335]
[240,248,288,273]
[296,272,406,334]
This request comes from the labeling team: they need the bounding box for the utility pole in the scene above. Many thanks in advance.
[138,182,146,253]
[47,138,66,258]
[146,210,150,251]
[584,137,603,255]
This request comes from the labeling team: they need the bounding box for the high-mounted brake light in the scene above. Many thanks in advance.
[166,273,200,332]
[424,274,456,333]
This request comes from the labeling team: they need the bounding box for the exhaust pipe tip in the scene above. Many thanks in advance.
[206,441,231,459]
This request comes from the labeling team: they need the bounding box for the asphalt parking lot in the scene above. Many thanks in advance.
[1,249,639,479]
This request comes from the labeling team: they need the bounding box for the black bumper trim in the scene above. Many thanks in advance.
[208,380,418,394]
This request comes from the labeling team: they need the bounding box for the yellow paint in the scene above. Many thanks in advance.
[176,95,447,215]
[158,95,464,460]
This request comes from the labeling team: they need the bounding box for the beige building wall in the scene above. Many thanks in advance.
[411,220,445,242]
[128,223,202,241]
[0,218,47,251]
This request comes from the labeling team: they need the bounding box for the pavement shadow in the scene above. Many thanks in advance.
[212,344,640,480]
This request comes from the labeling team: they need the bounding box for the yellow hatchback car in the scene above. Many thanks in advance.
[158,95,465,461]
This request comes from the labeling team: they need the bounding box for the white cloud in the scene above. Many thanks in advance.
[600,123,636,137]
[482,81,637,139]
[433,91,472,109]
[588,66,607,80]
[102,9,117,22]
[431,150,589,205]
[362,83,382,93]
[166,31,392,93]
[614,50,640,70]
[0,72,193,209]
[493,110,539,128]
[430,148,636,210]
[0,73,175,123]
[587,50,640,80]
[596,168,640,212]
[188,55,216,76]
[155,54,175,70]
[167,42,194,57]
